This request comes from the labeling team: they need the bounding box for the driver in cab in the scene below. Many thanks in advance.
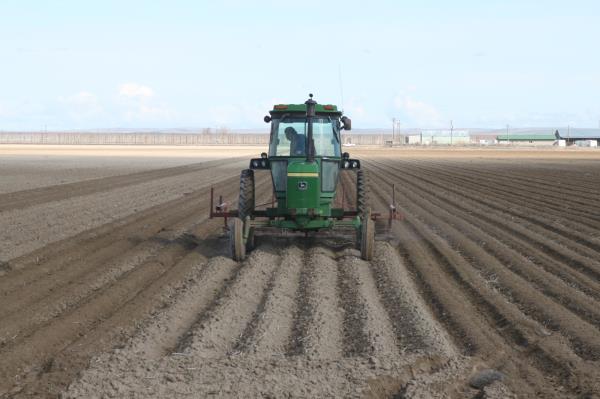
[284,127,306,156]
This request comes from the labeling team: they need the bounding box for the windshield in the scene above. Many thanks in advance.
[269,117,341,157]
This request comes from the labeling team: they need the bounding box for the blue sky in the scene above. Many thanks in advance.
[1,0,599,130]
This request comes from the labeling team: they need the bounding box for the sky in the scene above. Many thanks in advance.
[0,0,599,131]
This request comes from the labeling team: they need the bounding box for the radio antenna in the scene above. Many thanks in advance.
[338,64,345,113]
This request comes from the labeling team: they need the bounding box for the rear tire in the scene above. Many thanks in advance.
[246,225,255,252]
[230,218,246,261]
[238,169,255,222]
[360,209,375,261]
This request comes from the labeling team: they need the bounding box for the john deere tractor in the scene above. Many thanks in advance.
[212,94,375,261]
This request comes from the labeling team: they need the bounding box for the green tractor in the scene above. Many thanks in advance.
[211,94,380,261]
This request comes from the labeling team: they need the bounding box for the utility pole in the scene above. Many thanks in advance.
[506,124,510,145]
[397,120,401,145]
[392,118,396,145]
[450,120,454,146]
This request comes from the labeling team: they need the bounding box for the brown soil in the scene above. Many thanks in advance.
[0,146,599,398]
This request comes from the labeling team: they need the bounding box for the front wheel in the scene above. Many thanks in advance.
[360,209,375,261]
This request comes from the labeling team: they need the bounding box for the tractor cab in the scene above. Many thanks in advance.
[267,106,342,159]
[254,95,360,221]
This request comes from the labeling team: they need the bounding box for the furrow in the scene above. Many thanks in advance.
[369,243,455,356]
[409,157,600,206]
[395,182,600,360]
[182,248,281,358]
[370,181,600,396]
[0,234,197,394]
[286,248,315,356]
[288,247,344,360]
[336,253,372,357]
[394,159,600,229]
[386,220,554,397]
[0,167,245,264]
[19,244,229,397]
[418,158,600,202]
[0,172,240,284]
[0,157,246,212]
[371,170,600,328]
[338,249,401,358]
[424,158,600,199]
[0,241,162,344]
[242,246,304,356]
[368,161,600,280]
[373,158,600,239]
[0,175,269,326]
[129,255,240,359]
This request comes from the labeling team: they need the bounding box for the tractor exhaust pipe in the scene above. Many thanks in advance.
[305,93,316,162]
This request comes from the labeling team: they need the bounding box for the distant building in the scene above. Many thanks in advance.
[496,132,556,146]
[405,134,423,145]
[555,128,600,145]
[406,130,470,145]
[470,133,498,144]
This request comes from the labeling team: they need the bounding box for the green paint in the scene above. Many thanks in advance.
[251,100,360,232]
[286,161,319,210]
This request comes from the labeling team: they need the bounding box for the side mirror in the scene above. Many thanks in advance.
[342,152,350,159]
[264,115,272,123]
[341,116,351,130]
[261,152,268,159]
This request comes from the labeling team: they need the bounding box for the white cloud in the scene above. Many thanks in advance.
[118,83,154,99]
[116,83,171,123]
[393,95,443,127]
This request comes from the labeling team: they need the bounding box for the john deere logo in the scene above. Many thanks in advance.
[298,181,308,190]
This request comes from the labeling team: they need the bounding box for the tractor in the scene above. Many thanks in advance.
[211,94,392,261]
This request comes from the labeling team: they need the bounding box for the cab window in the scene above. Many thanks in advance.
[269,117,341,157]
[269,119,306,156]
[313,119,341,157]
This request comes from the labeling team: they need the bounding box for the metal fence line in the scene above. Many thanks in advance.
[0,132,402,146]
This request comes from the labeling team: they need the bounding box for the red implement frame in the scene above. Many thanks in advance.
[209,184,402,230]
[209,187,238,230]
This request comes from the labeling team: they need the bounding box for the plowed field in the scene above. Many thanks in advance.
[1,146,599,398]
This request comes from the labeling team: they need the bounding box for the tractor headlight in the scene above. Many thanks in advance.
[343,160,350,169]
[249,158,269,169]
[352,161,359,168]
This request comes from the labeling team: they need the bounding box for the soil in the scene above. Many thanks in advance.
[0,145,599,398]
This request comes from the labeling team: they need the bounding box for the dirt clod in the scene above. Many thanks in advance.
[469,369,505,389]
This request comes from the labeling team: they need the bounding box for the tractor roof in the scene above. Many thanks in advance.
[269,103,341,115]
